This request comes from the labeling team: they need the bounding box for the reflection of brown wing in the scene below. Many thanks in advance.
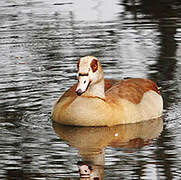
[53,117,163,150]
[105,78,161,104]
[110,138,151,149]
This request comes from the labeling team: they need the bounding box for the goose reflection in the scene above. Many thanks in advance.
[53,117,163,179]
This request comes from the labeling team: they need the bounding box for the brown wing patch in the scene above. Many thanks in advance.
[106,78,161,104]
[104,79,120,91]
[90,58,98,72]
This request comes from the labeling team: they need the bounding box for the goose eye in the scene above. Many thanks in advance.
[84,80,86,84]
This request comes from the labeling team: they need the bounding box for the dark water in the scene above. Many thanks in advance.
[0,0,181,179]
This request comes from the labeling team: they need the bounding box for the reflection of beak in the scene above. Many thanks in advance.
[76,76,90,96]
[78,163,91,178]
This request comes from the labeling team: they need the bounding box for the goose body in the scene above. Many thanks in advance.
[52,56,163,126]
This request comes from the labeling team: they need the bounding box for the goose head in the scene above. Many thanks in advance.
[76,56,104,97]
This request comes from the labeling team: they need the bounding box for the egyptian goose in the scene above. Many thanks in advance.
[52,56,163,126]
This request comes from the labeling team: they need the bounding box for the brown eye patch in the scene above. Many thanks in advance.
[90,59,98,72]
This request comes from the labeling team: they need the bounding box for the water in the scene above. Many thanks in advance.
[0,0,181,179]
